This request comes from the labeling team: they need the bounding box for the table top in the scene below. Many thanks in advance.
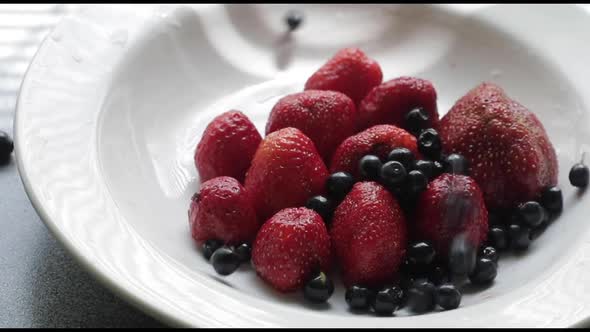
[0,4,164,328]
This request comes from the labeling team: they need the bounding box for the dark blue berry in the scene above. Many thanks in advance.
[406,280,436,313]
[405,108,430,135]
[407,241,436,266]
[0,131,13,164]
[479,246,499,264]
[508,223,531,250]
[387,147,415,170]
[540,186,563,214]
[372,286,404,315]
[406,170,428,194]
[380,161,407,186]
[469,257,497,285]
[284,10,303,31]
[488,211,503,226]
[359,155,382,180]
[234,243,252,263]
[428,265,449,286]
[345,285,375,310]
[203,239,223,260]
[435,283,461,310]
[326,172,355,201]
[444,153,469,175]
[413,160,435,180]
[448,234,476,276]
[305,195,334,222]
[488,225,508,250]
[518,201,545,227]
[418,128,442,160]
[530,214,550,241]
[304,272,334,303]
[211,246,240,275]
[569,162,589,188]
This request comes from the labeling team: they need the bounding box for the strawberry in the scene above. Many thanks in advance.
[265,90,357,162]
[304,47,383,105]
[188,176,259,245]
[195,110,262,183]
[439,83,558,209]
[244,127,329,221]
[358,77,439,132]
[331,182,407,287]
[414,174,488,256]
[252,207,331,292]
[330,124,419,178]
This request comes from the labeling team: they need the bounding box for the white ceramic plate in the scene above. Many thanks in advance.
[14,4,590,327]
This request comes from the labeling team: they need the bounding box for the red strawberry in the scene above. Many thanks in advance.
[304,48,383,105]
[330,124,419,178]
[331,182,407,287]
[414,173,488,256]
[188,176,259,245]
[266,90,357,162]
[244,128,329,221]
[358,76,438,131]
[439,83,558,209]
[195,110,262,183]
[252,207,331,292]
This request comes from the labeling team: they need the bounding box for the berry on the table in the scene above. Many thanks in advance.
[326,172,355,201]
[202,239,223,261]
[303,271,334,303]
[518,201,545,228]
[469,257,497,285]
[406,280,436,313]
[359,155,382,180]
[479,246,499,264]
[435,283,461,310]
[305,195,334,222]
[211,246,241,276]
[407,241,436,266]
[380,161,407,186]
[508,222,531,250]
[488,225,509,250]
[433,160,445,177]
[444,153,469,175]
[0,131,13,164]
[387,147,415,170]
[569,162,589,188]
[285,10,304,31]
[372,286,404,315]
[406,170,428,194]
[418,128,442,160]
[405,107,430,136]
[448,234,476,277]
[428,265,449,286]
[540,186,563,214]
[345,285,375,310]
[413,160,435,180]
[234,243,252,263]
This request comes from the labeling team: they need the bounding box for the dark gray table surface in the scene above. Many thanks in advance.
[0,4,165,328]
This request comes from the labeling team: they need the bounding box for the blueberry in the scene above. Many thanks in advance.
[406,280,436,313]
[479,246,499,264]
[540,186,563,214]
[530,214,550,241]
[469,257,497,285]
[371,286,404,315]
[387,147,415,170]
[303,271,334,303]
[435,283,461,310]
[407,241,436,266]
[405,108,430,135]
[234,243,252,263]
[211,246,240,276]
[444,153,469,175]
[517,201,545,228]
[448,234,476,276]
[284,10,304,31]
[345,285,375,310]
[428,265,449,286]
[406,170,428,194]
[433,160,445,177]
[359,155,382,180]
[305,195,334,222]
[418,128,442,160]
[488,211,503,226]
[0,131,13,164]
[326,172,355,201]
[569,162,589,188]
[380,161,407,186]
[508,223,531,250]
[202,239,223,261]
[413,160,435,180]
[488,226,508,250]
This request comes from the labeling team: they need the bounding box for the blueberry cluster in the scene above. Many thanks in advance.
[202,240,252,276]
[305,171,355,224]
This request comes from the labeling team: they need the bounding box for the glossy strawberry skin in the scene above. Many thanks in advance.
[265,90,357,163]
[189,176,259,245]
[330,124,419,179]
[195,111,262,183]
[414,174,488,256]
[439,83,558,209]
[252,207,331,292]
[358,76,439,131]
[331,182,407,287]
[244,127,329,221]
[304,47,383,105]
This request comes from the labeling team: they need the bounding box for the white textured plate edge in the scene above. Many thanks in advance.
[13,3,590,328]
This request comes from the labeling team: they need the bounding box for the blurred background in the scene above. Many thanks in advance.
[0,4,164,328]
